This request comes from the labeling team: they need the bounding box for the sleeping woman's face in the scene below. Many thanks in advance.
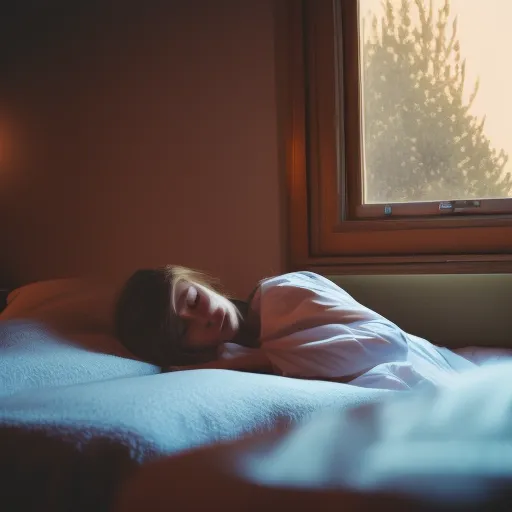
[172,280,241,350]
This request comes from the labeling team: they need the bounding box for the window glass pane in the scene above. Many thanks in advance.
[359,0,512,203]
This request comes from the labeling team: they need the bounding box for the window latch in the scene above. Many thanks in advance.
[439,200,481,213]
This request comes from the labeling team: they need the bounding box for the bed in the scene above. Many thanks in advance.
[0,279,392,512]
[3,277,511,512]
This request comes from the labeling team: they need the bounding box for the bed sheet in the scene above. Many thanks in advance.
[349,335,512,391]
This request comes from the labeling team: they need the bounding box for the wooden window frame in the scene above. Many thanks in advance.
[285,0,512,275]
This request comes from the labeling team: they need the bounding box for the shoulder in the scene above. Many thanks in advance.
[260,271,342,294]
[257,272,357,314]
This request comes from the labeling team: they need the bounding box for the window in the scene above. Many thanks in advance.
[285,0,512,274]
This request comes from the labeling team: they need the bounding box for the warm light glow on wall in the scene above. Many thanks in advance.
[0,110,15,169]
[0,124,7,165]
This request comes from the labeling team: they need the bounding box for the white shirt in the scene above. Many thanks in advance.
[255,272,412,378]
[221,271,481,387]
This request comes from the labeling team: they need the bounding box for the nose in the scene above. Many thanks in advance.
[211,307,224,328]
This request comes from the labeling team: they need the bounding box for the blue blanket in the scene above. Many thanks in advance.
[0,320,390,511]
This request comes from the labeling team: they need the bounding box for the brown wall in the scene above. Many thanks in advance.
[0,0,285,297]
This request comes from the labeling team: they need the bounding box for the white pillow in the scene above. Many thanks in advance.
[1,278,117,335]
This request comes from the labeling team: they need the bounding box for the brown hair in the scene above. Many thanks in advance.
[114,265,228,367]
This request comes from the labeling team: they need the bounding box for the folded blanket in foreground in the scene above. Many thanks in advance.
[114,362,512,511]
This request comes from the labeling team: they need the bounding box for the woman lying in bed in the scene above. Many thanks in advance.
[114,266,495,389]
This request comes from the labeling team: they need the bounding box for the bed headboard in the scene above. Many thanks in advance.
[331,273,512,349]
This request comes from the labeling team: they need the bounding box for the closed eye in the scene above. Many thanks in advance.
[186,286,200,309]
